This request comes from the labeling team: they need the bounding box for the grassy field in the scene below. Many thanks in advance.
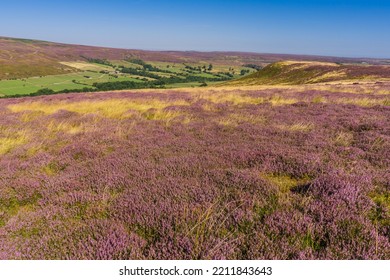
[0,71,143,96]
[0,59,254,96]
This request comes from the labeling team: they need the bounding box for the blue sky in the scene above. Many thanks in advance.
[1,0,390,58]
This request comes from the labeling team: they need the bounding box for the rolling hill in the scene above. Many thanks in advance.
[1,36,389,80]
[226,61,390,86]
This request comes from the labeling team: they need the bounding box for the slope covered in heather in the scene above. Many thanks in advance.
[227,61,390,86]
[0,83,389,259]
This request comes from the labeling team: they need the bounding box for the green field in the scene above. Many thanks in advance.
[0,72,143,96]
[0,59,256,97]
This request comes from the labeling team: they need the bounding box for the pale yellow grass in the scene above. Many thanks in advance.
[376,89,390,95]
[217,81,390,94]
[335,97,390,107]
[279,61,339,67]
[334,132,354,146]
[8,99,189,120]
[46,121,84,134]
[141,110,187,126]
[312,96,326,103]
[59,61,113,72]
[261,173,311,196]
[0,131,28,155]
[309,70,347,83]
[19,111,45,122]
[276,122,314,132]
[266,95,298,106]
[217,113,267,126]
[199,93,263,105]
[193,91,297,106]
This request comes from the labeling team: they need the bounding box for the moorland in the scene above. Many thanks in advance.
[0,37,389,259]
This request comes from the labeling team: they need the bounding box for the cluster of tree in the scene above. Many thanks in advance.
[160,74,230,84]
[126,58,145,65]
[56,87,95,94]
[71,79,89,86]
[142,64,160,71]
[216,72,234,78]
[90,71,231,92]
[1,87,96,99]
[240,69,251,75]
[81,56,113,66]
[92,80,162,91]
[184,65,198,71]
[32,88,55,95]
[243,64,262,71]
[119,67,162,79]
[184,64,213,72]
[126,58,172,73]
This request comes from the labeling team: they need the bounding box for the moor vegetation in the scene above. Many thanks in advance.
[0,83,389,259]
[229,61,390,86]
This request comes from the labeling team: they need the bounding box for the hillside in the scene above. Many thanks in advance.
[0,39,389,261]
[0,83,389,259]
[226,61,390,86]
[1,36,388,80]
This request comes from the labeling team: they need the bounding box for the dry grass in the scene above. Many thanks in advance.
[217,113,267,126]
[46,121,84,135]
[376,89,390,95]
[335,97,390,107]
[0,131,28,155]
[334,131,354,146]
[8,99,189,120]
[19,111,45,122]
[59,61,112,72]
[309,70,347,83]
[276,122,314,132]
[262,173,311,193]
[279,61,339,67]
[193,91,297,106]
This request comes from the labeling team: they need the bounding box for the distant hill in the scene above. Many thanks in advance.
[1,36,389,79]
[226,61,390,86]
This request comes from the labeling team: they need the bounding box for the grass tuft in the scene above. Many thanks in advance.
[0,131,28,155]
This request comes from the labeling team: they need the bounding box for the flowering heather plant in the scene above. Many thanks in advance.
[0,83,389,259]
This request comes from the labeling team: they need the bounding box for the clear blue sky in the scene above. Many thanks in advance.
[1,0,390,58]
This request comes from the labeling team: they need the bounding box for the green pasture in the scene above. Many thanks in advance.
[0,72,142,96]
[0,59,255,96]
